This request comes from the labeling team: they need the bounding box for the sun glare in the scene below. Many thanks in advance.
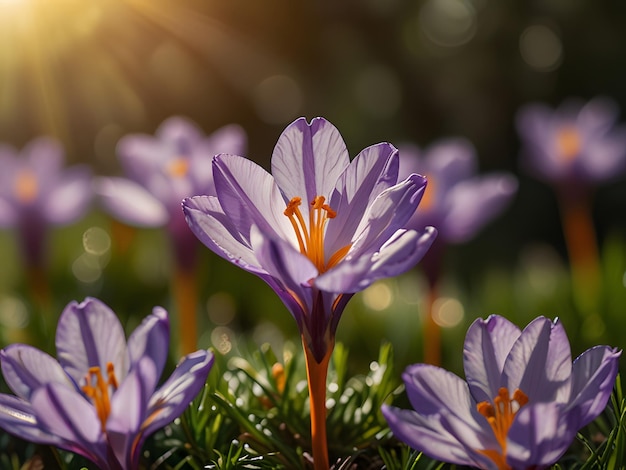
[0,0,273,161]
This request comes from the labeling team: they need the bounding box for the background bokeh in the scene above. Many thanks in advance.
[1,0,626,377]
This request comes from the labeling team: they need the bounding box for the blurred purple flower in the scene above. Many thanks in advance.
[383,315,621,469]
[95,116,247,270]
[516,96,626,187]
[0,137,92,268]
[0,297,213,470]
[399,138,517,245]
[183,117,437,362]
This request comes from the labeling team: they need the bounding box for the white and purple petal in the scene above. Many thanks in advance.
[31,383,109,467]
[0,194,17,227]
[212,154,293,242]
[348,174,427,258]
[251,226,318,317]
[441,173,518,243]
[0,345,73,400]
[463,315,521,404]
[399,364,484,428]
[155,116,205,150]
[117,135,172,186]
[182,195,264,273]
[0,394,65,447]
[316,226,436,293]
[191,124,248,193]
[141,349,214,437]
[55,298,128,384]
[565,346,621,428]
[382,405,480,467]
[502,317,572,402]
[271,117,350,205]
[23,137,65,187]
[506,402,576,469]
[95,177,169,227]
[42,165,92,225]
[126,307,170,378]
[580,128,626,182]
[325,142,400,255]
[422,138,478,188]
[107,357,159,469]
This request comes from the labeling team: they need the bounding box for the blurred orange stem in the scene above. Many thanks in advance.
[423,284,440,366]
[27,265,51,311]
[559,195,600,309]
[109,219,136,255]
[172,267,198,355]
[303,339,331,470]
[25,265,51,345]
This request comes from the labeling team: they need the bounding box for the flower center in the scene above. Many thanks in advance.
[82,362,119,432]
[284,196,351,273]
[166,157,189,178]
[556,126,581,162]
[420,174,436,211]
[14,170,39,203]
[476,387,529,470]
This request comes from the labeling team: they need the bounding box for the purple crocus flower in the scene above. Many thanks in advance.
[516,97,626,308]
[0,297,214,470]
[183,116,436,469]
[95,117,247,355]
[398,139,517,365]
[0,137,92,269]
[516,96,626,188]
[183,116,437,363]
[399,138,517,245]
[95,116,247,271]
[383,315,621,469]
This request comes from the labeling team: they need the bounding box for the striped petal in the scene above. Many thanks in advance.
[271,117,350,206]
[0,345,72,400]
[56,298,128,384]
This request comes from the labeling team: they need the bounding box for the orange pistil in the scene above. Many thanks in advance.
[166,157,190,178]
[284,196,350,273]
[14,170,39,203]
[556,126,582,163]
[476,387,529,470]
[82,362,119,432]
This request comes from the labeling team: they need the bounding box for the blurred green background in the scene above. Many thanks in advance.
[0,0,625,379]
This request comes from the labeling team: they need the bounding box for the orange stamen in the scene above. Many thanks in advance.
[556,126,582,162]
[283,195,350,273]
[82,362,119,432]
[167,157,189,178]
[14,170,39,203]
[476,387,528,470]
